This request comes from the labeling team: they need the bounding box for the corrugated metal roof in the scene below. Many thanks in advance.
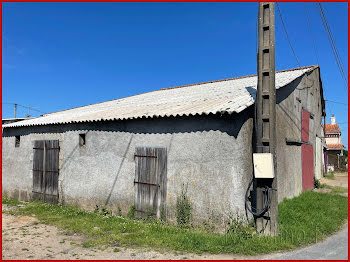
[3,65,317,128]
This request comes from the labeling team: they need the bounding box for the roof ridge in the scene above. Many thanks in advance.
[42,65,318,117]
[160,65,318,91]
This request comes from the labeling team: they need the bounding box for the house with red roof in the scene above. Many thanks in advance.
[324,115,345,171]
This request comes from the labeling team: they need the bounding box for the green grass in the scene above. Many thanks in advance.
[3,197,22,206]
[2,191,348,255]
[330,187,348,194]
[319,184,348,194]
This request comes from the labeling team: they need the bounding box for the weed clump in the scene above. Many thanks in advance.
[117,206,122,216]
[145,206,154,220]
[159,203,166,221]
[94,205,113,217]
[176,185,192,227]
[226,216,255,240]
[325,171,335,179]
[314,177,321,189]
[3,196,22,206]
[127,205,135,219]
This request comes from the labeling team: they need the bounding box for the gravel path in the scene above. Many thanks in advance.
[1,211,249,260]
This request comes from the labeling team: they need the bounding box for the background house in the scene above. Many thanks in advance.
[324,115,346,171]
[2,65,325,229]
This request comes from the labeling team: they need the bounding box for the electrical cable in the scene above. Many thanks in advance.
[319,4,346,77]
[304,3,319,65]
[256,4,259,55]
[325,99,348,106]
[2,102,45,113]
[316,3,348,87]
[327,101,333,117]
[245,177,272,217]
[276,3,301,67]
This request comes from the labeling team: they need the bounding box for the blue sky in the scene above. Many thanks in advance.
[2,2,348,147]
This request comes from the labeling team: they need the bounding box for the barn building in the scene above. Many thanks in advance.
[2,65,325,228]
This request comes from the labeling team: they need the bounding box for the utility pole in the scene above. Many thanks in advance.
[14,103,18,118]
[323,113,327,174]
[255,2,278,235]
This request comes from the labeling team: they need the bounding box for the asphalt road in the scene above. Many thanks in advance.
[263,224,348,260]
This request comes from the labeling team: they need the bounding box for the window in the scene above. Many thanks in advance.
[15,136,20,147]
[79,134,86,147]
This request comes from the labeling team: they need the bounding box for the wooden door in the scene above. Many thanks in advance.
[32,140,59,204]
[134,146,167,219]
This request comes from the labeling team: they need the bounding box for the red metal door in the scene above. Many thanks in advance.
[301,109,310,143]
[301,109,314,191]
[302,144,314,190]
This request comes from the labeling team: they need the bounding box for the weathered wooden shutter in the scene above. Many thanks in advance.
[32,140,59,204]
[134,146,167,219]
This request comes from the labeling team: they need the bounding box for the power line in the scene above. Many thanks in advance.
[327,101,333,116]
[2,102,45,113]
[319,3,347,76]
[325,99,348,106]
[316,3,348,88]
[317,3,347,85]
[304,3,319,65]
[256,4,258,55]
[276,3,301,67]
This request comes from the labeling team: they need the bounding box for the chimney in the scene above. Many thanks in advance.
[331,114,336,125]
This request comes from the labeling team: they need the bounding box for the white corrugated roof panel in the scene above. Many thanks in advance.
[3,66,317,128]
